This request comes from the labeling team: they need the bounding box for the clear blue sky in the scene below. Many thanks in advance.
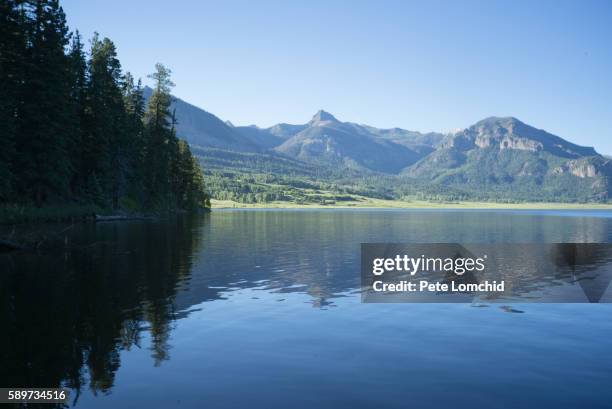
[62,0,612,153]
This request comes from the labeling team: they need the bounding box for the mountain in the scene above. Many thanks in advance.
[143,87,259,152]
[141,87,449,172]
[272,110,442,173]
[268,123,308,139]
[404,117,611,200]
[360,126,445,153]
[232,125,287,149]
[232,121,312,150]
[142,90,611,201]
[444,116,594,157]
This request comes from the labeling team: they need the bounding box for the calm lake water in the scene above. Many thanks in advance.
[2,209,612,409]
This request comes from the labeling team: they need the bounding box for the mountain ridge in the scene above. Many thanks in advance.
[143,86,260,152]
[271,111,441,173]
[144,88,610,201]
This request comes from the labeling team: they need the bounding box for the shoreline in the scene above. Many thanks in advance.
[2,199,611,227]
[0,204,211,226]
[210,198,612,210]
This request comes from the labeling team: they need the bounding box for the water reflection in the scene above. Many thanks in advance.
[1,209,612,407]
[361,243,612,302]
[1,216,203,403]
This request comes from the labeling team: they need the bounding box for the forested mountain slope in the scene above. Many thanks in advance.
[160,92,611,203]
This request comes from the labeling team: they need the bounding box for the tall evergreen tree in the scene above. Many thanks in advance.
[14,0,73,206]
[122,72,146,204]
[173,140,209,209]
[143,63,176,206]
[83,33,127,208]
[67,29,87,193]
[0,0,25,201]
[123,73,145,149]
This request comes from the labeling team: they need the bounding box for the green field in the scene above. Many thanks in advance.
[197,147,612,208]
[211,197,612,210]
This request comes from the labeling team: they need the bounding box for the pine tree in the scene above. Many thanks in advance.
[143,63,175,207]
[83,33,127,208]
[0,0,25,201]
[122,72,146,204]
[123,73,145,148]
[173,140,209,209]
[67,30,87,194]
[14,0,73,206]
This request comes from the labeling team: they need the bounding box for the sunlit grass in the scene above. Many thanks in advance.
[211,197,612,210]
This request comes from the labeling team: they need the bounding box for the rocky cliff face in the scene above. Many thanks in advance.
[441,117,596,157]
[403,117,610,200]
[552,157,612,178]
[475,134,544,152]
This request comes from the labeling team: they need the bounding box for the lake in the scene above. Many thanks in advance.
[2,209,612,409]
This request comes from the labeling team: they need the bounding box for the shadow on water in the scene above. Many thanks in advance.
[1,210,612,407]
[0,215,205,406]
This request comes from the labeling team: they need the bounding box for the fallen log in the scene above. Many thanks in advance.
[0,239,26,253]
[94,214,153,222]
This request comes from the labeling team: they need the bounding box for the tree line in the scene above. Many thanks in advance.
[0,0,209,211]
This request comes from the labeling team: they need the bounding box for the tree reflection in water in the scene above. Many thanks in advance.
[0,215,204,404]
[2,210,612,408]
